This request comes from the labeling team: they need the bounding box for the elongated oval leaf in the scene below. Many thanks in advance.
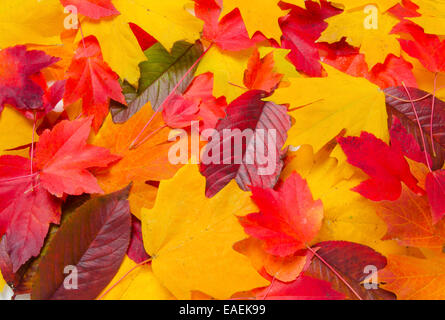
[200,90,291,198]
[305,241,395,300]
[31,187,131,300]
[384,86,445,170]
[111,41,203,122]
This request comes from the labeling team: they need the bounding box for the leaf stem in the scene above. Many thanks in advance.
[430,72,438,157]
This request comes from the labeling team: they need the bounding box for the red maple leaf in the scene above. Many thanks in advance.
[338,131,424,201]
[243,48,283,92]
[279,0,342,77]
[0,156,60,271]
[162,94,199,128]
[183,72,227,130]
[392,21,445,73]
[34,117,121,197]
[0,46,59,113]
[63,36,126,132]
[60,0,120,20]
[239,172,323,257]
[194,0,254,51]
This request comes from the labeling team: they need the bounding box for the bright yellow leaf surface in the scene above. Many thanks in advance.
[221,0,288,41]
[0,107,33,157]
[335,0,400,11]
[409,0,445,35]
[268,64,388,159]
[141,165,268,299]
[99,256,174,300]
[81,0,202,84]
[0,272,5,292]
[319,9,400,67]
[0,0,64,48]
[380,254,445,300]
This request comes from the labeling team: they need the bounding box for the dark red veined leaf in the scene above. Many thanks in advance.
[254,275,344,300]
[31,186,132,300]
[390,116,431,165]
[200,90,291,198]
[392,21,445,73]
[338,131,424,201]
[63,36,126,132]
[279,0,342,76]
[304,241,396,300]
[0,156,61,272]
[426,170,445,224]
[194,0,254,51]
[239,172,323,257]
[34,117,121,197]
[127,216,150,264]
[0,46,59,113]
[384,86,445,170]
[60,0,120,20]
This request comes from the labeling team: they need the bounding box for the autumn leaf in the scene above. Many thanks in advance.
[31,186,131,300]
[243,48,283,92]
[60,0,120,20]
[63,36,126,132]
[111,41,203,122]
[79,0,202,84]
[0,156,61,272]
[338,131,424,201]
[376,186,445,250]
[426,170,445,224]
[127,216,150,264]
[141,164,268,299]
[380,254,445,300]
[34,117,121,197]
[200,90,291,197]
[0,46,59,113]
[385,86,445,170]
[304,241,395,300]
[239,172,323,257]
[94,104,181,219]
[268,64,388,160]
[319,8,400,67]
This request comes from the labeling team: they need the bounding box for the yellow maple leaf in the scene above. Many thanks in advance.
[80,0,202,84]
[220,0,288,41]
[0,0,65,48]
[0,107,33,157]
[380,254,445,299]
[0,272,5,292]
[319,9,400,67]
[141,164,268,299]
[409,0,445,35]
[268,64,388,160]
[99,256,174,300]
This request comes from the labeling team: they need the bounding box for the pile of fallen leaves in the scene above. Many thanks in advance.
[0,0,444,300]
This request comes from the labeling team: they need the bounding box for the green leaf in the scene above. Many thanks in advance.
[111,41,203,122]
[31,187,131,300]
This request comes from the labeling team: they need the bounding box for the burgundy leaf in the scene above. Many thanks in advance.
[127,216,150,263]
[385,86,445,170]
[31,186,132,300]
[200,90,291,198]
[304,241,396,300]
